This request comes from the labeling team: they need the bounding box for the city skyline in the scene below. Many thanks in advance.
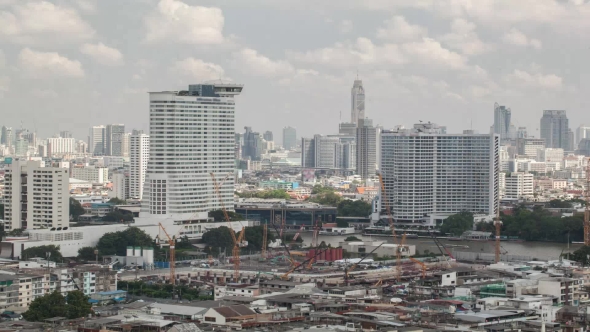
[1,1,589,142]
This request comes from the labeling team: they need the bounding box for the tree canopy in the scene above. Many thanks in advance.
[548,199,573,209]
[572,246,590,266]
[97,227,154,256]
[338,199,371,217]
[208,210,244,222]
[309,187,343,207]
[102,210,134,222]
[21,245,63,262]
[238,225,277,251]
[108,198,127,205]
[69,198,85,221]
[440,211,474,237]
[475,205,584,242]
[344,236,361,242]
[202,225,278,254]
[236,189,291,199]
[78,247,97,261]
[23,291,92,321]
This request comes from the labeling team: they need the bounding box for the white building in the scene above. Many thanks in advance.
[110,172,129,200]
[380,123,499,226]
[47,137,76,156]
[3,159,69,230]
[71,165,109,184]
[503,172,534,199]
[89,125,105,156]
[140,81,243,222]
[122,132,130,157]
[537,148,564,163]
[129,133,149,199]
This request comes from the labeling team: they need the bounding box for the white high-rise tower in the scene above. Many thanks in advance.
[130,132,149,199]
[351,79,365,126]
[139,81,243,222]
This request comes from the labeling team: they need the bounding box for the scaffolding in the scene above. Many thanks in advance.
[478,283,507,298]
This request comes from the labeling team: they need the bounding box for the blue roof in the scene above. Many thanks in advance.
[96,290,127,295]
[88,299,99,303]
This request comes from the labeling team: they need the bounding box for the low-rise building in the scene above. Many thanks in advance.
[202,305,257,327]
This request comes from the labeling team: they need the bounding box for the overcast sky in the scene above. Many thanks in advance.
[1,0,589,144]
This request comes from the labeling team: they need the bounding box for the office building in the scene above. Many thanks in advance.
[242,127,262,161]
[235,133,243,160]
[356,118,377,180]
[1,126,13,147]
[540,110,570,150]
[122,132,130,157]
[71,165,109,184]
[517,138,545,159]
[105,124,125,156]
[576,125,590,148]
[14,138,28,157]
[339,122,356,136]
[263,131,273,142]
[47,137,76,156]
[503,172,534,199]
[60,131,73,139]
[140,81,243,221]
[89,125,106,156]
[129,133,149,199]
[567,129,575,151]
[517,127,527,139]
[537,148,564,163]
[351,79,365,126]
[300,135,356,171]
[282,126,297,150]
[380,123,499,226]
[76,140,88,154]
[493,102,512,142]
[3,160,69,230]
[301,137,315,168]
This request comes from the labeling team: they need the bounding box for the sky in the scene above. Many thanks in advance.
[1,0,589,144]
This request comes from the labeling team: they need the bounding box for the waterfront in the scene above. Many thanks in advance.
[298,233,582,261]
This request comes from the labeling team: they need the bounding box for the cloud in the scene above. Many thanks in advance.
[18,48,84,78]
[440,19,493,55]
[144,0,225,45]
[80,43,124,66]
[338,20,353,33]
[0,49,5,68]
[0,75,9,93]
[506,69,563,90]
[401,38,467,69]
[502,28,542,49]
[32,89,58,98]
[169,57,226,81]
[233,48,294,78]
[0,1,95,44]
[376,15,427,41]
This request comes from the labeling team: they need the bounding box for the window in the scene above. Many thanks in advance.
[205,317,215,322]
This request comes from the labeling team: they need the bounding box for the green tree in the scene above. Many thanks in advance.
[309,191,343,207]
[238,225,276,251]
[97,227,154,256]
[344,236,361,242]
[102,210,134,222]
[65,291,93,319]
[572,246,590,266]
[21,245,63,262]
[107,198,127,205]
[337,199,372,217]
[311,185,334,195]
[548,199,572,208]
[253,189,290,199]
[69,198,86,221]
[23,291,67,321]
[208,210,243,222]
[439,211,474,237]
[202,226,235,254]
[78,247,97,261]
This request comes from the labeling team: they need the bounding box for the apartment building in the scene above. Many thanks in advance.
[3,159,69,230]
[503,172,534,199]
[71,165,109,184]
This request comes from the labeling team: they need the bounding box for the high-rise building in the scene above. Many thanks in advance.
[503,172,534,199]
[301,137,315,168]
[77,140,88,154]
[47,137,76,156]
[493,102,511,142]
[1,126,13,147]
[356,118,377,180]
[242,127,262,161]
[339,122,356,135]
[130,133,149,200]
[380,123,499,226]
[14,138,28,157]
[140,81,243,221]
[110,173,129,200]
[517,127,528,139]
[71,165,109,184]
[105,124,125,156]
[263,131,273,142]
[122,133,130,157]
[3,160,69,230]
[517,138,545,158]
[351,79,365,126]
[576,125,590,148]
[282,126,297,150]
[313,135,340,169]
[60,131,73,139]
[88,125,106,156]
[540,110,570,150]
[299,135,355,170]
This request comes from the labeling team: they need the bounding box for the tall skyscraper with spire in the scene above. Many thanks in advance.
[351,79,365,126]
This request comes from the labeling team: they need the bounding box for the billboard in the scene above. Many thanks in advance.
[302,168,315,181]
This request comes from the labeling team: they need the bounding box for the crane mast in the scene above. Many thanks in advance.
[158,223,177,285]
[585,159,590,246]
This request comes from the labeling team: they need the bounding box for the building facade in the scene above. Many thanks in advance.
[356,118,377,181]
[242,127,262,161]
[503,172,534,199]
[540,110,570,150]
[89,125,106,156]
[262,130,273,142]
[351,79,365,126]
[493,102,512,142]
[282,126,297,150]
[47,137,76,156]
[3,160,69,230]
[71,166,109,184]
[380,123,499,226]
[129,133,149,199]
[140,82,243,221]
[517,138,545,159]
[105,124,125,156]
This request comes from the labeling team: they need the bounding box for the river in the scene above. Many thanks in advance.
[298,233,581,261]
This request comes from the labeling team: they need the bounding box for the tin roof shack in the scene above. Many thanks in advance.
[89,290,127,306]
[202,304,256,327]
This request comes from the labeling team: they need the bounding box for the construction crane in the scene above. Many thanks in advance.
[292,225,304,241]
[378,171,403,281]
[158,222,183,285]
[280,247,331,280]
[585,159,590,246]
[429,232,453,268]
[494,211,502,263]
[261,224,268,260]
[409,257,427,279]
[344,242,384,285]
[210,172,247,282]
[269,214,297,267]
